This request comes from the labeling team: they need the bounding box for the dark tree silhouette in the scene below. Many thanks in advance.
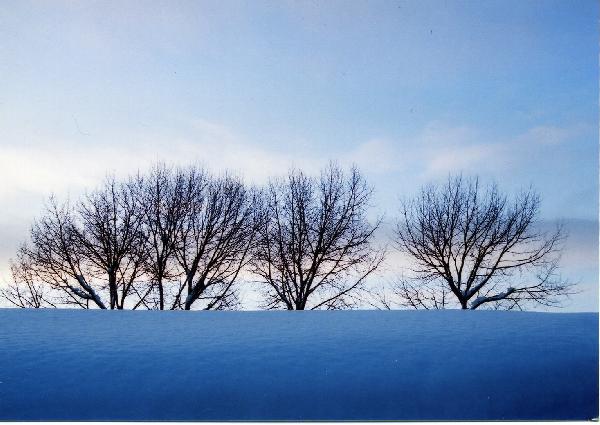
[393,175,573,310]
[75,177,147,309]
[2,165,258,310]
[172,168,257,310]
[1,255,56,308]
[11,198,108,309]
[6,178,149,309]
[251,164,384,310]
[133,164,193,310]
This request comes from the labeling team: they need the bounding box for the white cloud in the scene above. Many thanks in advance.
[424,143,498,176]
[2,119,584,207]
[411,121,587,179]
[0,119,591,287]
[410,122,495,177]
[341,138,401,174]
[518,125,586,146]
[0,120,401,290]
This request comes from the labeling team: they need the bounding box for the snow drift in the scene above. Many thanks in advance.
[0,309,597,420]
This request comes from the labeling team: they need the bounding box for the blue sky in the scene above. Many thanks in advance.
[0,0,597,310]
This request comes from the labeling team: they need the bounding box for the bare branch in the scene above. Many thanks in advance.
[251,163,384,310]
[393,175,571,310]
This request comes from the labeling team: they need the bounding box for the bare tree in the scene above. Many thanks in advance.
[172,168,257,310]
[1,164,259,310]
[4,177,149,310]
[133,164,192,310]
[1,255,57,308]
[251,164,384,310]
[75,177,148,309]
[394,175,574,310]
[13,198,107,309]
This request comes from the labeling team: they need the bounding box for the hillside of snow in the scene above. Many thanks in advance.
[0,309,597,420]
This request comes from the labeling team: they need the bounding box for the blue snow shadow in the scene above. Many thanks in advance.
[0,309,597,420]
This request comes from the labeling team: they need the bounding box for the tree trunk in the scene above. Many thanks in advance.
[108,270,117,310]
[184,275,206,311]
[158,278,164,310]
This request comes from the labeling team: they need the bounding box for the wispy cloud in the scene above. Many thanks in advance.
[0,119,596,310]
[516,124,588,146]
[1,119,589,207]
[349,121,591,182]
[341,138,401,174]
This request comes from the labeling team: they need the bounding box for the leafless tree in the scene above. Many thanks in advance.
[172,168,257,310]
[75,176,148,309]
[394,175,574,310]
[133,164,192,310]
[251,164,384,310]
[3,177,149,310]
[13,198,107,309]
[1,164,260,310]
[1,255,57,308]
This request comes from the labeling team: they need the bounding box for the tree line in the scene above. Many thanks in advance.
[1,162,573,311]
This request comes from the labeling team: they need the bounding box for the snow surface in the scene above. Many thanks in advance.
[0,309,597,420]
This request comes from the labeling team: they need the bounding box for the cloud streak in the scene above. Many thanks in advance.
[0,118,596,310]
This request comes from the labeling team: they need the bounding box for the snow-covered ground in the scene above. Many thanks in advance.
[0,309,597,420]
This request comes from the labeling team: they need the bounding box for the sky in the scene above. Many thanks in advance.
[0,0,597,311]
